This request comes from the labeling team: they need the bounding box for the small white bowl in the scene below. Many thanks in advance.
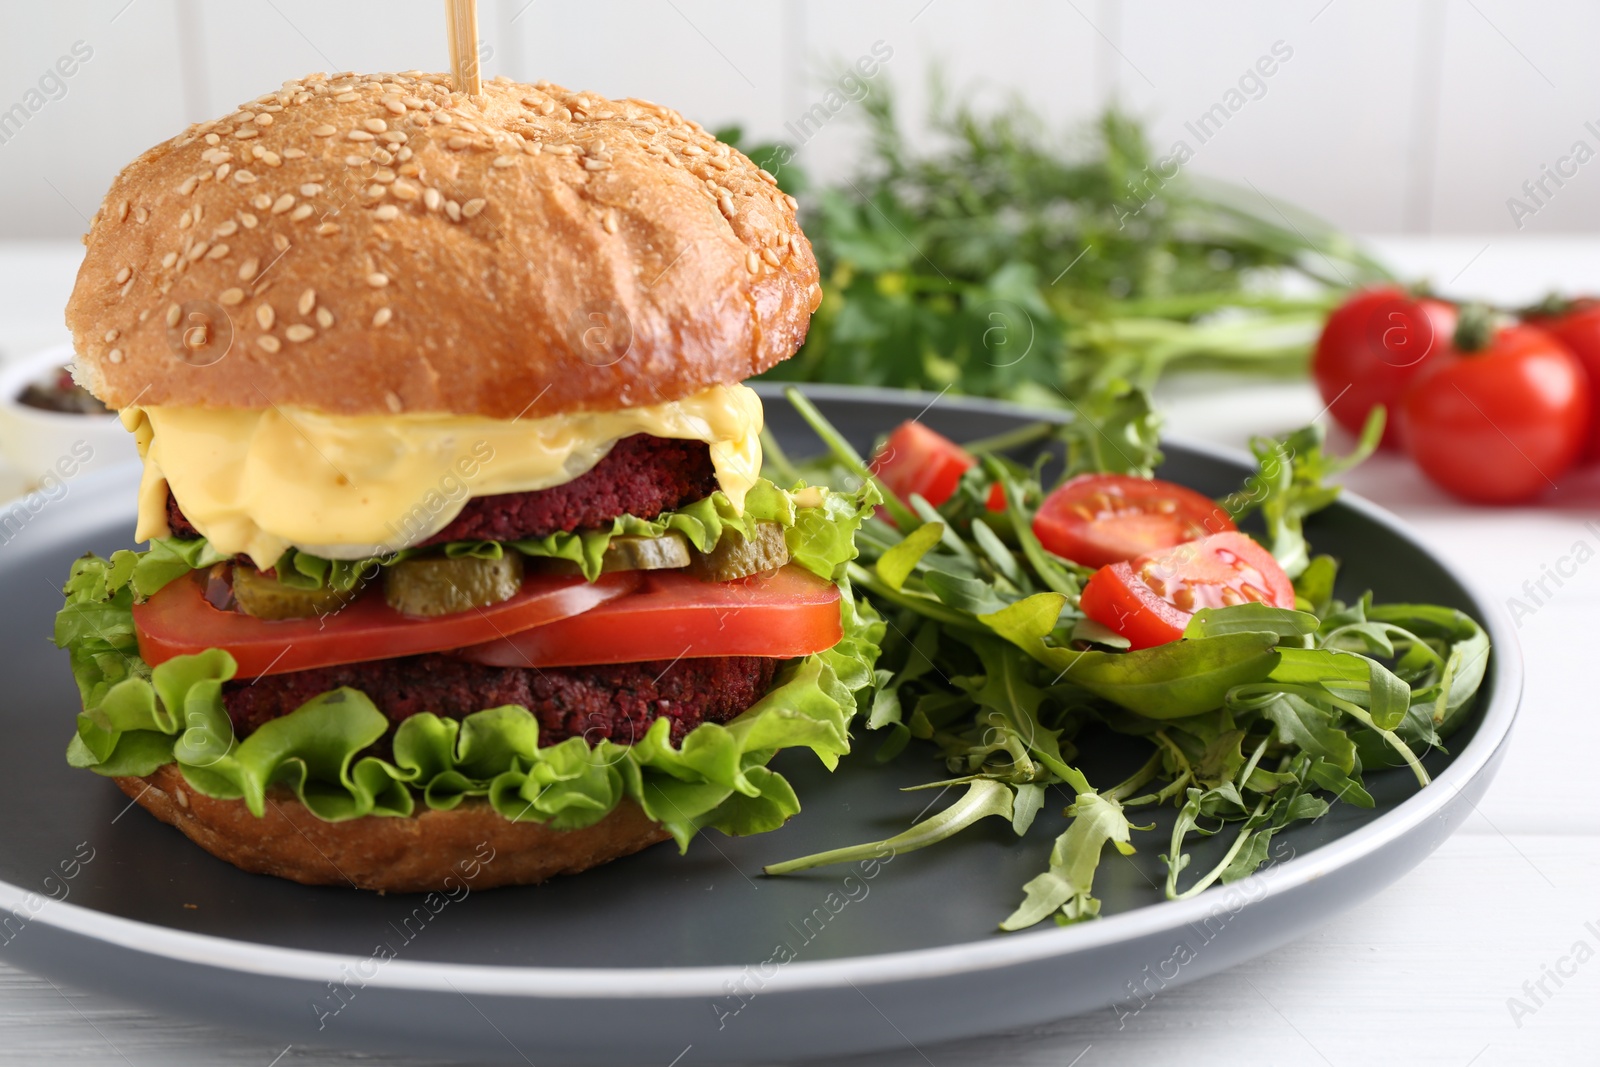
[0,343,137,492]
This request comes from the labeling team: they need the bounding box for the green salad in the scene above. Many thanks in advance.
[762,389,1489,929]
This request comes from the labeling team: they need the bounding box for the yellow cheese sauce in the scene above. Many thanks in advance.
[125,384,765,568]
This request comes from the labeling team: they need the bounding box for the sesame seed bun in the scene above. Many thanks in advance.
[66,72,819,418]
[117,763,672,892]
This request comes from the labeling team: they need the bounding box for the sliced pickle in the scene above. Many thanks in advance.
[383,553,524,617]
[689,521,790,582]
[529,532,692,576]
[232,564,360,620]
[602,533,691,572]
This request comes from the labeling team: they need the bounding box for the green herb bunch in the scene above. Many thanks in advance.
[727,85,1390,406]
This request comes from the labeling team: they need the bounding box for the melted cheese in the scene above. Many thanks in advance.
[126,384,765,568]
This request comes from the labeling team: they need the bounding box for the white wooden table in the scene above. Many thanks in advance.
[0,238,1595,1066]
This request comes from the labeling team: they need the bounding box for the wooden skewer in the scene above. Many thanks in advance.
[446,0,482,97]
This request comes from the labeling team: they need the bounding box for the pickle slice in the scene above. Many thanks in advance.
[689,521,790,582]
[232,564,360,620]
[384,553,525,617]
[601,533,691,572]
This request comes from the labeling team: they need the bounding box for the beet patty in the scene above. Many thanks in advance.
[222,653,779,748]
[165,434,719,544]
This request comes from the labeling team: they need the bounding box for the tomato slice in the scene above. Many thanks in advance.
[454,565,841,668]
[1079,532,1294,650]
[1033,474,1234,567]
[869,421,1008,518]
[133,569,642,677]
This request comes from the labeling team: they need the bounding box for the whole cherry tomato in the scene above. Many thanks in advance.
[1523,296,1600,462]
[1399,307,1591,504]
[1312,287,1457,450]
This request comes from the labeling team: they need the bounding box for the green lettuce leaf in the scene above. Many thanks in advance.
[55,483,885,847]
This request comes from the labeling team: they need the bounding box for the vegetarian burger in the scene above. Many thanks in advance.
[57,72,880,891]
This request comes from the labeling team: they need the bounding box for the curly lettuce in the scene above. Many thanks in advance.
[56,483,884,846]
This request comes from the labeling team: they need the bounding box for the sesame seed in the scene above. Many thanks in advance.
[362,118,388,133]
[161,251,179,268]
[423,188,442,211]
[256,335,281,354]
[234,127,258,139]
[383,98,406,115]
[104,329,119,343]
[240,212,258,228]
[298,287,318,316]
[390,180,420,201]
[366,272,389,287]
[335,91,358,103]
[783,194,799,211]
[316,307,334,328]
[367,184,387,199]
[206,243,230,260]
[251,194,272,211]
[446,136,471,150]
[493,155,515,168]
[285,324,315,342]
[204,133,221,146]
[602,210,618,234]
[254,113,273,126]
[116,200,129,222]
[255,305,275,330]
[373,168,396,183]
[315,222,341,235]
[370,307,393,328]
[272,233,290,252]
[347,130,375,142]
[120,277,135,298]
[260,150,282,167]
[746,250,760,273]
[114,266,132,284]
[178,176,199,195]
[108,348,124,363]
[282,148,306,159]
[134,207,149,223]
[718,193,735,218]
[220,288,244,306]
[270,194,295,215]
[384,391,403,413]
[374,204,400,221]
[300,183,324,196]
[234,169,258,184]
[344,154,366,167]
[445,200,461,221]
[214,220,238,237]
[312,124,337,137]
[758,168,778,185]
[166,304,182,326]
[462,198,486,218]
[761,247,781,267]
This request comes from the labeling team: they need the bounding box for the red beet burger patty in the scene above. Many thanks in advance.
[223,653,779,748]
[166,434,719,543]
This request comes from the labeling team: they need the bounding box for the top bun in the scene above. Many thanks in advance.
[65,73,819,418]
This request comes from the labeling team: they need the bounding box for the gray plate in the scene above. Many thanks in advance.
[0,385,1519,1065]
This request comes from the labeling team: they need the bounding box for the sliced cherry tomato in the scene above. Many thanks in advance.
[1523,297,1600,462]
[1313,288,1457,449]
[1399,318,1591,504]
[868,421,1007,517]
[134,568,641,677]
[1032,473,1234,567]
[1079,532,1295,650]
[454,565,841,668]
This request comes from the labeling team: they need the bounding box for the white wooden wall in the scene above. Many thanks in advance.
[0,0,1594,239]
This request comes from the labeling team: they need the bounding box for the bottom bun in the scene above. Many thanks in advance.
[116,764,672,893]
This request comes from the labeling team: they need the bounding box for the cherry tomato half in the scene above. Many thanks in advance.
[1032,473,1235,568]
[868,421,1006,517]
[453,566,842,668]
[1079,532,1295,650]
[1399,322,1591,504]
[1313,288,1457,450]
[134,568,641,677]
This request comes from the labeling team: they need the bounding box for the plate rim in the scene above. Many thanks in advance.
[0,384,1523,1000]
